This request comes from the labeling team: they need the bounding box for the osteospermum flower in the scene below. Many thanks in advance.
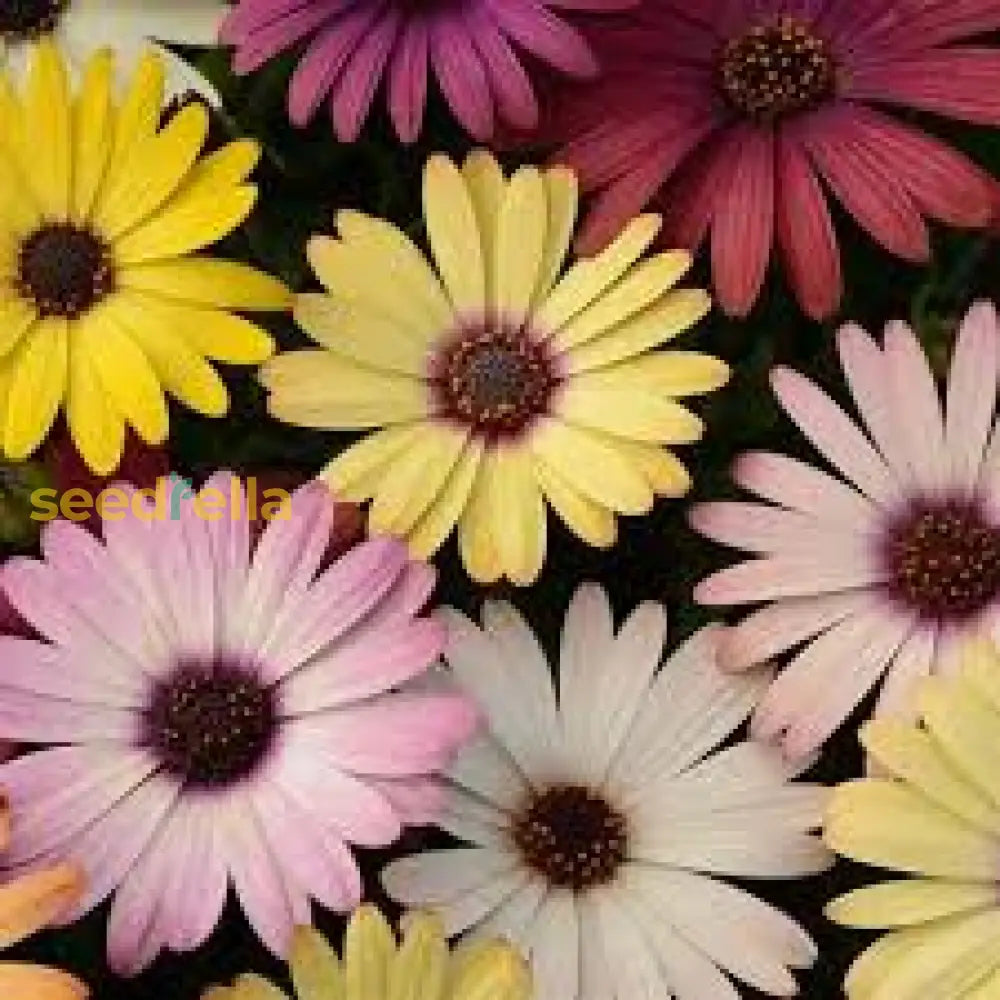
[692,301,1000,759]
[0,795,86,998]
[382,585,828,999]
[544,0,1000,318]
[204,907,531,1000]
[220,0,634,143]
[0,41,289,476]
[261,150,724,585]
[0,473,476,973]
[0,0,224,99]
[826,644,1000,999]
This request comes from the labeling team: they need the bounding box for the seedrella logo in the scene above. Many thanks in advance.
[30,475,293,523]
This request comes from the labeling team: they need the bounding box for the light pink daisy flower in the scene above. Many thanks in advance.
[0,473,476,973]
[692,301,1000,759]
[543,0,1000,319]
[219,0,635,142]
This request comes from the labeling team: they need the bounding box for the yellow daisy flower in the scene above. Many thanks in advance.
[261,150,724,585]
[203,906,531,1000]
[825,641,1000,999]
[0,39,289,475]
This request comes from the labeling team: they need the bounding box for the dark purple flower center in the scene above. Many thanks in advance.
[0,0,67,38]
[718,15,836,122]
[431,321,559,440]
[883,500,1000,622]
[17,224,115,320]
[142,659,278,788]
[511,785,628,892]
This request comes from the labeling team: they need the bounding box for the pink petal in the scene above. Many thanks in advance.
[387,16,429,142]
[430,16,494,139]
[871,626,937,724]
[331,10,400,141]
[486,0,598,77]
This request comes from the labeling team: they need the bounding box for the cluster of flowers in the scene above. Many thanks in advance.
[0,1,999,999]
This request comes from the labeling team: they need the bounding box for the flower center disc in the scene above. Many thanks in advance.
[17,223,114,319]
[0,0,67,39]
[718,15,836,121]
[432,322,558,439]
[512,785,628,892]
[143,660,277,787]
[884,501,1000,621]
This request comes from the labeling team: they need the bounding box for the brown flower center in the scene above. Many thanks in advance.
[0,0,66,39]
[883,500,1000,622]
[17,223,115,319]
[718,15,836,121]
[512,785,628,892]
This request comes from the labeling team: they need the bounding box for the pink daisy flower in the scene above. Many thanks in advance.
[545,0,1000,319]
[219,0,635,142]
[691,301,1000,759]
[0,473,475,973]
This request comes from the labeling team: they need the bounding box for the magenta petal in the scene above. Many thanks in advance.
[387,16,430,142]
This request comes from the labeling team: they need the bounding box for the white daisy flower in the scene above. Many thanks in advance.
[382,584,830,999]
[1,0,225,99]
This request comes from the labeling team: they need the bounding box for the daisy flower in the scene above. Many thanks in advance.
[0,40,290,476]
[0,473,476,973]
[544,0,1000,319]
[0,795,86,998]
[382,584,828,999]
[0,0,225,99]
[204,906,531,1000]
[692,301,1000,760]
[826,643,1000,999]
[261,150,725,586]
[220,0,635,143]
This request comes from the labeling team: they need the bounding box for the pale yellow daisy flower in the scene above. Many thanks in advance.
[261,150,724,585]
[825,641,1000,999]
[203,906,531,1000]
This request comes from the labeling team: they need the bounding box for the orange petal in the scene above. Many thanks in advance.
[0,864,84,948]
[0,963,87,999]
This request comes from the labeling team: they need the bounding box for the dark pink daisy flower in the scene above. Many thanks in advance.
[220,0,635,143]
[544,0,1000,319]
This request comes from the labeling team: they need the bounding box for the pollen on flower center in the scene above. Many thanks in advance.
[511,785,628,892]
[0,0,67,39]
[883,500,1000,622]
[17,223,115,320]
[142,659,278,787]
[718,15,836,121]
[431,320,559,439]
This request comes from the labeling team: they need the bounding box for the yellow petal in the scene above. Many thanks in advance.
[389,912,447,1000]
[423,154,485,313]
[262,351,427,429]
[0,864,83,948]
[960,638,1000,712]
[369,424,469,536]
[533,213,661,334]
[334,210,451,330]
[344,906,394,1000]
[493,166,546,318]
[825,779,1000,880]
[22,39,71,217]
[532,166,578,307]
[94,101,209,239]
[613,440,692,497]
[534,454,616,548]
[552,250,693,353]
[591,350,731,397]
[827,880,995,930]
[72,48,114,221]
[187,139,260,189]
[461,151,505,308]
[0,298,37,360]
[860,719,1000,835]
[65,327,126,476]
[530,418,653,515]
[489,445,547,585]
[557,374,704,443]
[306,237,449,344]
[102,291,228,416]
[4,319,67,461]
[459,457,503,584]
[120,258,290,312]
[295,294,429,375]
[290,926,344,1000]
[108,47,166,172]
[0,963,88,1000]
[449,940,532,1000]
[228,974,288,1000]
[322,424,426,503]
[408,437,484,559]
[846,925,939,1000]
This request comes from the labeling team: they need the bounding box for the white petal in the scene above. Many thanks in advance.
[527,892,579,1000]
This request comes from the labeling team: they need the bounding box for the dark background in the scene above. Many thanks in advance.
[6,39,1000,1000]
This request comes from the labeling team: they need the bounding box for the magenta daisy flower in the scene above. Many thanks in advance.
[219,0,635,142]
[0,474,475,973]
[692,302,1000,759]
[545,0,1000,319]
